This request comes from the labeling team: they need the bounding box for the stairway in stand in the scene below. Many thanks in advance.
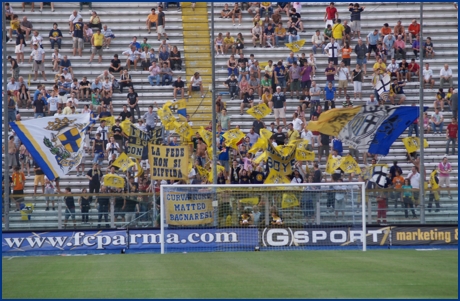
[181,2,213,129]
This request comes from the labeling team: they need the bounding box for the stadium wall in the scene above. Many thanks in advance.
[2,224,458,256]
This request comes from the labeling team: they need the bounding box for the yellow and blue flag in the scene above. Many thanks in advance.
[9,113,91,180]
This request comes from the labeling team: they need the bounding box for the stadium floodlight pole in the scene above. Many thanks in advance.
[211,2,217,184]
[418,2,425,224]
[2,6,10,230]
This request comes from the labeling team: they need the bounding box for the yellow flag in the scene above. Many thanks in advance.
[196,165,209,178]
[281,193,300,208]
[326,154,342,174]
[260,128,274,141]
[198,126,213,147]
[120,119,132,136]
[176,98,187,117]
[402,137,429,153]
[134,159,144,178]
[253,151,267,164]
[158,102,176,130]
[103,174,125,188]
[174,121,193,141]
[246,103,272,120]
[285,39,306,52]
[275,144,296,157]
[306,106,361,136]
[239,197,259,205]
[222,128,245,149]
[295,139,315,161]
[208,165,226,183]
[264,169,290,184]
[100,116,115,129]
[112,152,136,172]
[339,155,361,174]
[248,138,268,154]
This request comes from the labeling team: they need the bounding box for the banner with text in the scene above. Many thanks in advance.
[148,144,189,180]
[165,191,214,226]
[127,126,163,160]
[266,143,296,176]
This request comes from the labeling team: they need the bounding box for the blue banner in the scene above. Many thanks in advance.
[2,230,126,252]
[128,228,259,251]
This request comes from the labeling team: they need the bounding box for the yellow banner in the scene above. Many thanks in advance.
[267,143,296,175]
[253,151,267,164]
[174,121,193,142]
[100,116,115,129]
[247,103,272,120]
[402,137,429,153]
[326,154,342,174]
[148,144,190,180]
[306,106,361,136]
[165,192,214,226]
[239,197,259,205]
[198,126,213,147]
[120,119,132,136]
[260,128,274,140]
[248,138,268,154]
[295,139,315,161]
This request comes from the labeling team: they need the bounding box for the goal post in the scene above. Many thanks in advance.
[160,183,367,254]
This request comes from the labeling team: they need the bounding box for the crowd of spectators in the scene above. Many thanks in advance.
[2,2,458,225]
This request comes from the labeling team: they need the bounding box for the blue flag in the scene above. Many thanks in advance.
[368,106,428,155]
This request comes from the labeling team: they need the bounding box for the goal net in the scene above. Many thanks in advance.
[159,183,367,254]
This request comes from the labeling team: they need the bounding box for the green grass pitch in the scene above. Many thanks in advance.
[2,250,458,299]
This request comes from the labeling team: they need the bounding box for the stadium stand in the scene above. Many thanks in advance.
[1,2,458,229]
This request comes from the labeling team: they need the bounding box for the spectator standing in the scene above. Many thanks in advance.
[354,38,368,76]
[68,10,82,34]
[324,37,341,66]
[273,86,287,126]
[29,43,46,81]
[72,18,84,57]
[349,3,365,39]
[63,187,76,229]
[366,29,379,60]
[383,33,396,60]
[89,28,104,64]
[95,186,110,229]
[437,156,452,199]
[352,64,363,100]
[157,5,168,41]
[78,188,91,223]
[127,87,141,121]
[324,2,338,28]
[446,117,458,155]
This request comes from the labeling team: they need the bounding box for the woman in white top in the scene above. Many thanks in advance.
[215,32,224,56]
[189,72,205,98]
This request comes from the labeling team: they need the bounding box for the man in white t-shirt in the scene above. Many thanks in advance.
[68,10,82,34]
[47,91,59,115]
[386,58,399,79]
[439,64,453,89]
[300,128,314,150]
[406,166,420,206]
[422,62,435,89]
[122,45,140,71]
[106,136,121,158]
[336,61,349,99]
[189,72,205,98]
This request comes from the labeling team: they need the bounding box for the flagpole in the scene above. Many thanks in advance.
[211,2,217,184]
[418,2,425,224]
[2,5,10,230]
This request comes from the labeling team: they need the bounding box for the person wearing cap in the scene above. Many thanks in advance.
[393,20,406,43]
[29,43,47,81]
[324,2,338,28]
[311,29,325,54]
[366,29,379,60]
[146,8,158,34]
[89,28,104,64]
